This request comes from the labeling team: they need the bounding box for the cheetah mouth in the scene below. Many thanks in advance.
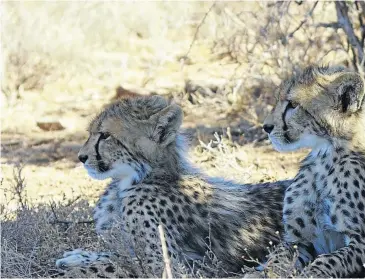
[83,160,110,172]
[97,160,110,172]
[84,164,112,180]
[269,133,330,152]
[269,135,290,151]
[83,162,140,181]
[268,134,301,152]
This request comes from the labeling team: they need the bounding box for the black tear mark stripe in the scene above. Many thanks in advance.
[95,135,103,161]
[282,82,294,134]
[282,102,291,132]
[282,102,292,142]
[95,135,109,172]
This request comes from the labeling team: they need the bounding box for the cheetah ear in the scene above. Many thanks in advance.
[333,72,364,113]
[150,104,183,145]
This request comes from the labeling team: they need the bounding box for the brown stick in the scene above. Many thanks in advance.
[335,2,364,68]
[184,2,216,61]
[158,224,173,279]
[49,202,93,225]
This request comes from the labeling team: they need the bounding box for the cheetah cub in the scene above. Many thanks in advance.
[56,96,289,277]
[263,65,365,277]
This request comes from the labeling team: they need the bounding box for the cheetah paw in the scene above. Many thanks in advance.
[56,249,112,270]
[61,248,84,258]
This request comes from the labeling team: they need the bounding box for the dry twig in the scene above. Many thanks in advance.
[49,202,93,226]
[158,224,173,279]
[335,2,364,69]
[183,2,216,62]
[287,1,318,39]
[12,164,28,210]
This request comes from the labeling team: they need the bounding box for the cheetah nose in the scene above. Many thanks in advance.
[78,154,88,164]
[263,124,274,134]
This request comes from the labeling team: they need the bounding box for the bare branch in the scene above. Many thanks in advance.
[288,1,318,38]
[49,201,93,226]
[315,22,341,29]
[12,165,28,210]
[183,2,216,61]
[355,1,365,47]
[317,47,348,64]
[335,1,364,68]
[50,220,94,225]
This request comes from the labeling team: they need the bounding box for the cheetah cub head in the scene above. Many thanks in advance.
[263,65,364,152]
[78,96,183,180]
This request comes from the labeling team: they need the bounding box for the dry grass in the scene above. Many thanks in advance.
[1,137,303,278]
[1,138,304,278]
[1,1,363,278]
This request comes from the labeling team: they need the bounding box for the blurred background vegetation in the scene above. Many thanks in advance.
[2,2,364,121]
[1,1,364,277]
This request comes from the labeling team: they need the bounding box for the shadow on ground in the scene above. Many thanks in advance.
[2,120,267,167]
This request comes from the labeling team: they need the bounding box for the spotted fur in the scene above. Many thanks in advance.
[56,96,289,277]
[263,65,365,277]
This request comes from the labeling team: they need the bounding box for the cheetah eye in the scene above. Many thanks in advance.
[287,100,298,109]
[99,132,110,140]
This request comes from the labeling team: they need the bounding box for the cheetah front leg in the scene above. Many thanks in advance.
[282,180,318,271]
[300,235,365,278]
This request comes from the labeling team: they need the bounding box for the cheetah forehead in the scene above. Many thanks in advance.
[279,66,347,98]
[87,96,170,133]
[294,65,346,85]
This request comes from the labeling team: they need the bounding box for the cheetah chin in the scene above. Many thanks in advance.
[84,163,140,181]
[269,133,330,153]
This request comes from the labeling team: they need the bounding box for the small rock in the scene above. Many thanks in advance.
[37,121,65,131]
